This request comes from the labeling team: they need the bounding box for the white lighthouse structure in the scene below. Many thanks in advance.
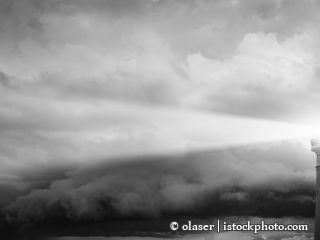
[311,138,320,239]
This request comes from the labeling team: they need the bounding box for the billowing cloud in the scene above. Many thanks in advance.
[0,1,319,239]
[2,69,319,176]
[181,32,318,120]
[0,0,319,121]
[1,141,315,223]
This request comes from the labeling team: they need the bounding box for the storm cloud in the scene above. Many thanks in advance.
[1,141,315,223]
[0,0,319,239]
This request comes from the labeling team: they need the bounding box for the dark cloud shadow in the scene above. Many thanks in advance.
[0,141,315,238]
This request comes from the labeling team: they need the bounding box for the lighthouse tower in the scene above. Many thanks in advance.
[311,138,320,239]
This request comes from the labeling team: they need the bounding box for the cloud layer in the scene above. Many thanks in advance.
[0,1,319,239]
[1,141,315,223]
[0,0,320,121]
[0,0,320,174]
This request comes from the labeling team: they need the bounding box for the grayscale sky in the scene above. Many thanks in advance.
[0,1,319,239]
[0,0,320,173]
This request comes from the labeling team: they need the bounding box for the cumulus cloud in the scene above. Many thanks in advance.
[181,31,318,120]
[2,71,318,177]
[0,0,319,121]
[1,141,315,223]
[0,0,319,239]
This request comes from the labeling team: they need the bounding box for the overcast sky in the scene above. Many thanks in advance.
[1,0,320,173]
[1,0,319,120]
[0,0,320,239]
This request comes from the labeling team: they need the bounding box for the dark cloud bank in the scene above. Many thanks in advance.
[0,141,315,239]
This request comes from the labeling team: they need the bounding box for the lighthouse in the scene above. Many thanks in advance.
[311,138,320,239]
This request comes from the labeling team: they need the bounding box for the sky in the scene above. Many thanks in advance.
[1,0,320,175]
[0,0,320,239]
